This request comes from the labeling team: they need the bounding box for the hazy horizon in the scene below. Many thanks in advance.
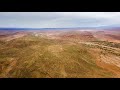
[0,12,120,29]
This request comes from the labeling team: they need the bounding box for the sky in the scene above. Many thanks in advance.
[0,12,120,28]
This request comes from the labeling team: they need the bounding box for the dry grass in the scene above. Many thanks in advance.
[0,35,119,78]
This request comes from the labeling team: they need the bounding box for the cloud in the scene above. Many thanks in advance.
[0,12,120,28]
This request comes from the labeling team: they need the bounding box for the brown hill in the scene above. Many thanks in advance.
[58,31,96,41]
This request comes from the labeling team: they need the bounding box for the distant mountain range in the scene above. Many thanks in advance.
[0,26,120,30]
[0,28,75,30]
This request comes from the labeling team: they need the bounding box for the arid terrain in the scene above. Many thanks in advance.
[0,29,120,78]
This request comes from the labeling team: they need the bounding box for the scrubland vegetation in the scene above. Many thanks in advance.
[0,30,120,78]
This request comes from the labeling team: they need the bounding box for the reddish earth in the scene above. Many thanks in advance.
[0,29,120,78]
[0,29,120,43]
[0,31,29,41]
